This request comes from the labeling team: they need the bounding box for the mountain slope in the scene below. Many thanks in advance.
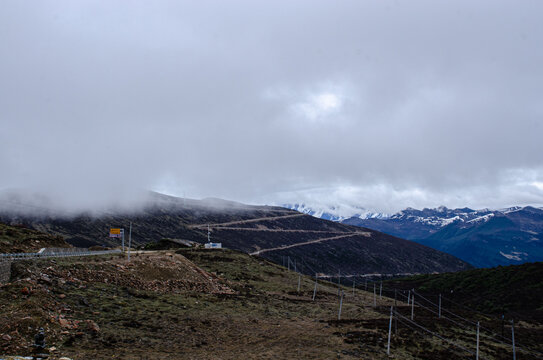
[420,210,543,267]
[386,261,543,319]
[0,222,70,253]
[0,192,471,275]
[342,206,543,268]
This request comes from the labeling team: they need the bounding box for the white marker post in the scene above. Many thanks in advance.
[338,291,344,320]
[438,294,442,319]
[387,306,393,355]
[407,290,411,305]
[379,281,382,299]
[476,321,480,360]
[511,320,517,360]
[411,293,415,320]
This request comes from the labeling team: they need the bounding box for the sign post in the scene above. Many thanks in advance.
[109,228,124,251]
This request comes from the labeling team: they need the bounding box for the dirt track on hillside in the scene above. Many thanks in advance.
[212,227,349,233]
[250,232,370,255]
[188,213,306,229]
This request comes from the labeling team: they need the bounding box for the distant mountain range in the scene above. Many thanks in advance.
[283,203,389,222]
[0,191,470,275]
[285,204,543,268]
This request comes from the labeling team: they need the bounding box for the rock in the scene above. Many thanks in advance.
[49,346,57,352]
[1,334,11,341]
[87,320,100,333]
[58,294,66,299]
[59,357,73,360]
[20,287,30,295]
[39,274,52,284]
[59,317,70,328]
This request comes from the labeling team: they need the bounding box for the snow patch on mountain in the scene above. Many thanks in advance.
[283,203,389,221]
[499,251,528,261]
[467,213,495,224]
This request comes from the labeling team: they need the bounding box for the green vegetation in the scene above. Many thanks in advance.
[387,262,543,317]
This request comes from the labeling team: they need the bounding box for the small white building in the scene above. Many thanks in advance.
[204,242,222,249]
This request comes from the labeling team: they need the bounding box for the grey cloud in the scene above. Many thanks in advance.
[1,0,542,213]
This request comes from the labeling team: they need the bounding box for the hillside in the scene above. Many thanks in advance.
[0,222,70,253]
[385,262,543,320]
[0,192,471,275]
[1,249,541,359]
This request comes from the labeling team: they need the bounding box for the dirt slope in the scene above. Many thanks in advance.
[0,222,70,253]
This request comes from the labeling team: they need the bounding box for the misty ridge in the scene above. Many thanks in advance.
[0,188,260,220]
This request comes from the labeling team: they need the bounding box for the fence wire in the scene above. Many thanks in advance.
[394,310,481,358]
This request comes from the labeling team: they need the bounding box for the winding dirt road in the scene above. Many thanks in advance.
[188,213,306,229]
[250,232,370,256]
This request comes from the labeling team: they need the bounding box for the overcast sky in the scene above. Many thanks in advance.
[1,0,542,214]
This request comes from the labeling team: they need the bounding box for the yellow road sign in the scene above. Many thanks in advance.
[110,228,121,235]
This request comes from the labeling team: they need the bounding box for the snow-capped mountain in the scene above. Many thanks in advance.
[283,203,389,222]
[285,204,543,268]
[344,206,543,268]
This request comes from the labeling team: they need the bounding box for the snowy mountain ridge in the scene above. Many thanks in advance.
[282,203,390,222]
[284,203,541,229]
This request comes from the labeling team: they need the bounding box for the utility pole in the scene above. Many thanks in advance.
[121,228,125,252]
[438,294,442,318]
[297,274,301,293]
[373,283,376,307]
[207,224,211,243]
[127,222,132,261]
[312,275,318,301]
[379,281,382,299]
[407,290,411,306]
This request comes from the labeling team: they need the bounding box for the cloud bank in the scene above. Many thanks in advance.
[1,0,542,213]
